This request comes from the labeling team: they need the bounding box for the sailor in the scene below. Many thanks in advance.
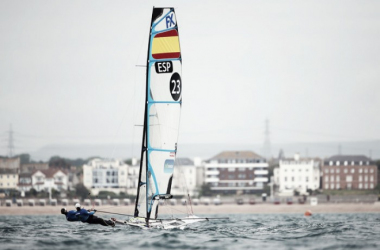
[75,203,115,227]
[61,207,80,221]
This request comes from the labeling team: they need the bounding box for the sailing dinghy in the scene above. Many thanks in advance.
[111,7,211,229]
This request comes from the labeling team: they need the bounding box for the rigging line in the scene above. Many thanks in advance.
[110,95,135,159]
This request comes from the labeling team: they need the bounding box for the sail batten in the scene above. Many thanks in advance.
[134,7,182,220]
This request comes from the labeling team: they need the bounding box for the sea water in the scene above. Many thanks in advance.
[0,213,379,249]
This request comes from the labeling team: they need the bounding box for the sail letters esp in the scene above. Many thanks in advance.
[155,61,173,73]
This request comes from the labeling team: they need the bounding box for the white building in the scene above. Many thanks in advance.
[204,151,269,194]
[274,154,320,196]
[126,158,139,195]
[83,158,129,195]
[32,169,68,192]
[172,158,197,197]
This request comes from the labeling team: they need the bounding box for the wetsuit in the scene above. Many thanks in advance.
[77,208,114,227]
[65,210,80,221]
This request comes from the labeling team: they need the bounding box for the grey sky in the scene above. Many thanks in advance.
[1,0,379,159]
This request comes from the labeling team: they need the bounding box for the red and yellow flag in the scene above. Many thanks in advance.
[152,30,180,59]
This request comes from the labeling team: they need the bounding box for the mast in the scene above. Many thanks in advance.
[133,7,155,218]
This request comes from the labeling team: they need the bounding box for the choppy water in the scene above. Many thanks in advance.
[0,213,379,249]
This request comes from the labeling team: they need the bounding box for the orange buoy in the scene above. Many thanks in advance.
[304,210,312,216]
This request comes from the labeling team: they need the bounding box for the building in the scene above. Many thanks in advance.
[126,158,139,195]
[0,168,19,190]
[322,155,378,190]
[0,157,20,170]
[18,173,33,192]
[171,158,197,197]
[204,151,269,194]
[20,163,49,173]
[83,158,129,195]
[274,154,320,196]
[31,169,68,192]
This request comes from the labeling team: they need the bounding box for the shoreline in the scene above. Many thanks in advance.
[0,203,379,216]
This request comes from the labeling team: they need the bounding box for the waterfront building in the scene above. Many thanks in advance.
[274,154,320,196]
[204,151,269,194]
[171,158,197,197]
[0,168,19,190]
[322,155,378,190]
[31,169,68,192]
[83,158,128,195]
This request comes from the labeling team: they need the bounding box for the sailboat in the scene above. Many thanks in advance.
[113,7,207,229]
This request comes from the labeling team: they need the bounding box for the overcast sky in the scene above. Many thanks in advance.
[1,0,379,159]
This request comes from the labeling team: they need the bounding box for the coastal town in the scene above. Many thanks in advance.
[0,150,379,214]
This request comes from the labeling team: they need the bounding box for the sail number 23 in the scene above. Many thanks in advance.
[171,80,180,94]
[170,72,181,101]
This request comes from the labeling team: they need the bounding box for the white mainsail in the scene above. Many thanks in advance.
[134,7,182,221]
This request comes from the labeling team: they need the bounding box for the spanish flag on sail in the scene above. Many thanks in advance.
[152,30,180,59]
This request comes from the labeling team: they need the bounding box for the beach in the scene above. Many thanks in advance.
[1,203,379,216]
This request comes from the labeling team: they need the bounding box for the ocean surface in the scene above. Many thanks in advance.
[0,213,379,250]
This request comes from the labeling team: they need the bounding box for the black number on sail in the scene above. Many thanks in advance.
[170,72,181,101]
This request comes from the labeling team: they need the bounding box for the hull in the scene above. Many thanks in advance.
[113,215,206,230]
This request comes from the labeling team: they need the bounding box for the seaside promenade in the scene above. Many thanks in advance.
[1,203,379,216]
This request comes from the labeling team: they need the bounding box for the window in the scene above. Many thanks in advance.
[336,168,340,173]
[370,183,374,189]
[239,168,245,172]
[370,176,374,181]
[331,183,335,189]
[365,176,368,181]
[344,169,348,173]
[359,183,363,189]
[285,177,287,182]
[238,174,246,179]
[330,176,334,181]
[346,176,352,182]
[336,183,340,189]
[325,169,329,173]
[336,161,340,166]
[306,177,309,182]
[359,175,362,181]
[331,169,335,173]
[228,168,235,172]
[325,183,329,189]
[359,168,363,173]
[291,177,294,182]
[344,161,348,166]
[364,183,368,189]
[351,161,355,165]
[329,161,333,166]
[336,176,340,182]
[351,169,355,174]
[364,168,368,173]
[325,176,329,182]
[370,169,374,173]
[347,183,352,189]
[360,161,363,166]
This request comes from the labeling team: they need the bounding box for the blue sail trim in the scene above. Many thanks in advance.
[150,58,181,63]
[148,101,181,104]
[151,9,176,34]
